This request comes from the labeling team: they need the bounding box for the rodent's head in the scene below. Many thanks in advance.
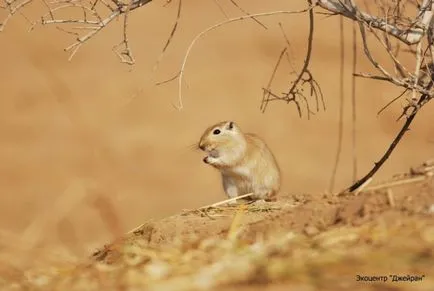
[198,121,244,154]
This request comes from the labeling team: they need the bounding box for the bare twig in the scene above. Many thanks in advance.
[281,1,316,108]
[316,0,433,45]
[156,71,180,86]
[351,19,358,182]
[1,0,153,62]
[351,177,372,196]
[367,24,411,79]
[412,40,424,100]
[176,7,313,110]
[153,0,182,72]
[377,88,409,115]
[261,47,287,112]
[347,92,430,192]
[278,22,298,74]
[0,0,32,31]
[228,0,268,30]
[329,15,345,193]
[112,0,135,65]
[212,0,229,18]
[262,1,324,117]
[358,21,406,87]
[64,10,120,61]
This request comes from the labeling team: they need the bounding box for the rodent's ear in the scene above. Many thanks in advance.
[226,121,234,130]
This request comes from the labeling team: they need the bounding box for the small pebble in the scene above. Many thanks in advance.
[304,225,320,236]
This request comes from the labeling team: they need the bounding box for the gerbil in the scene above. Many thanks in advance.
[198,121,281,202]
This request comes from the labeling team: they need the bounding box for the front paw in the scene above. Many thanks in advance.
[203,156,219,166]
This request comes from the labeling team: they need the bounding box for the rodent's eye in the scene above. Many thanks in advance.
[213,129,221,135]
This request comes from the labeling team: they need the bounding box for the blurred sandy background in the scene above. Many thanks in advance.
[0,0,433,255]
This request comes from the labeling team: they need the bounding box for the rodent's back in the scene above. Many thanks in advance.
[228,132,281,193]
[244,133,281,178]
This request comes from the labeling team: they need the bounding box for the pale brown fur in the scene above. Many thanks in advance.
[198,121,281,202]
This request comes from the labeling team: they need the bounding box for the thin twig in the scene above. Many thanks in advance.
[282,2,315,103]
[261,1,321,116]
[64,10,121,61]
[156,71,180,86]
[351,19,358,182]
[413,40,424,100]
[377,88,408,115]
[348,93,430,192]
[112,0,135,64]
[228,0,268,30]
[176,7,313,110]
[329,15,345,193]
[261,47,287,112]
[278,22,298,74]
[212,0,229,18]
[0,0,32,31]
[317,0,433,45]
[153,0,182,72]
[351,177,373,196]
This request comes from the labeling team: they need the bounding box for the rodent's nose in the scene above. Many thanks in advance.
[199,143,206,151]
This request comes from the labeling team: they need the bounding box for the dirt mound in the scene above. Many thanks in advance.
[53,161,434,291]
[2,162,434,291]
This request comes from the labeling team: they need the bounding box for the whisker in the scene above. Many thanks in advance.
[187,141,200,151]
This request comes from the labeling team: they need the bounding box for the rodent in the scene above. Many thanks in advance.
[198,121,281,202]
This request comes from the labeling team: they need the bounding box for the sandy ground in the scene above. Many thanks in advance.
[0,0,433,274]
[3,161,434,291]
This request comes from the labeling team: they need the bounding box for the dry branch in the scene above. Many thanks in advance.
[261,1,325,118]
[315,0,434,192]
[176,7,314,110]
[0,0,153,63]
[315,0,433,45]
[347,90,431,192]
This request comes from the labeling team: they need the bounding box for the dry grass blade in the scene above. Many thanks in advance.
[386,189,396,207]
[198,192,254,209]
[364,175,428,192]
[126,193,254,234]
[227,204,247,241]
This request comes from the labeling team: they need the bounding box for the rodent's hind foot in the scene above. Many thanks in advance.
[226,199,239,206]
[252,190,277,202]
[264,196,277,202]
[250,199,268,206]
